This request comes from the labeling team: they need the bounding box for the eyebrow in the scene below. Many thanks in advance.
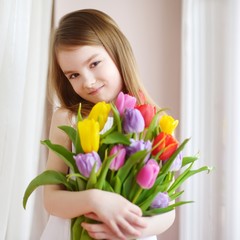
[63,53,100,75]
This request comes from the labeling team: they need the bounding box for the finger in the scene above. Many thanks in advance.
[117,217,141,237]
[82,223,120,240]
[84,212,101,221]
[129,204,142,216]
[82,222,107,232]
[88,231,111,240]
[107,220,126,240]
[88,231,122,240]
[126,213,148,228]
[84,215,125,239]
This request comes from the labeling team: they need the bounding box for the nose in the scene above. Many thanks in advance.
[82,71,96,88]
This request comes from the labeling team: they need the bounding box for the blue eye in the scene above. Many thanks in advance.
[90,61,101,68]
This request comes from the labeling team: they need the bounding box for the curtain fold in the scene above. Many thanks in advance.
[181,1,240,240]
[0,0,53,239]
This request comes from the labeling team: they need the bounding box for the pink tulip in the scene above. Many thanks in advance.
[115,91,137,115]
[109,144,126,170]
[136,159,160,189]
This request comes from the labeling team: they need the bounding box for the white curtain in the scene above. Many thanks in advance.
[0,0,52,239]
[181,0,240,240]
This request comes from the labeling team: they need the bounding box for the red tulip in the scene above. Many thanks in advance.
[152,132,178,160]
[135,104,156,128]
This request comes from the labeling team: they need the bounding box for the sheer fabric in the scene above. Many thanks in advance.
[0,0,52,239]
[181,1,240,240]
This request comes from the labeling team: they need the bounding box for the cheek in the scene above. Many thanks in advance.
[69,80,82,95]
[114,77,123,92]
[101,60,121,80]
[104,66,123,88]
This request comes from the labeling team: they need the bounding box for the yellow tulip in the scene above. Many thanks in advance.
[78,119,100,153]
[159,115,179,135]
[88,102,111,131]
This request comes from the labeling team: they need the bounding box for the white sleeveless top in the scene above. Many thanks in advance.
[40,118,157,240]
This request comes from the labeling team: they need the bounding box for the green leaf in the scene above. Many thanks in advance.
[58,125,77,147]
[74,104,84,154]
[103,181,114,192]
[76,177,86,191]
[130,181,142,202]
[182,155,199,168]
[74,128,83,154]
[168,165,212,195]
[117,150,148,183]
[167,163,193,195]
[41,140,78,173]
[23,170,74,209]
[77,103,83,122]
[58,125,83,154]
[86,163,97,189]
[169,190,184,201]
[110,103,122,132]
[100,123,117,139]
[138,178,172,207]
[122,172,135,198]
[95,153,115,189]
[113,175,123,194]
[144,109,167,141]
[143,201,193,216]
[101,132,131,145]
[138,181,172,211]
[160,138,190,175]
[71,216,85,240]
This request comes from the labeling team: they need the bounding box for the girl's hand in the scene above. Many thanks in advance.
[81,214,142,240]
[89,190,147,239]
[81,220,123,240]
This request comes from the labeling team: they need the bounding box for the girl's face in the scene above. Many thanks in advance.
[57,45,123,104]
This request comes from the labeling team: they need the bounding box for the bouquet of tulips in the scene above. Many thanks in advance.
[23,91,211,240]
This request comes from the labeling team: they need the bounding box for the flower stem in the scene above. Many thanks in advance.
[132,188,142,204]
[110,170,115,184]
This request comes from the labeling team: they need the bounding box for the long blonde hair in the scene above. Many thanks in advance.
[49,9,154,116]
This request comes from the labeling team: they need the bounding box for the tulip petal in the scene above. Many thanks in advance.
[160,115,179,135]
[136,159,159,189]
[78,119,100,153]
[123,108,145,133]
[88,102,111,130]
[115,91,137,116]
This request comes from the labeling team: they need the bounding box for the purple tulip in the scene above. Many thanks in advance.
[115,91,137,116]
[169,151,183,171]
[151,192,170,209]
[74,151,102,178]
[127,138,152,163]
[109,144,126,170]
[136,159,160,189]
[123,108,145,133]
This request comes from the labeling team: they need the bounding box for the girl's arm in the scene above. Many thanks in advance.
[43,109,147,239]
[139,210,175,237]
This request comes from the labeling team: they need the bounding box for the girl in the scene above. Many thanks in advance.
[42,9,175,240]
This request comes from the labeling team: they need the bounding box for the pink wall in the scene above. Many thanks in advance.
[54,1,181,239]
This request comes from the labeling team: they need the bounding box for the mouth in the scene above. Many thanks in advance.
[88,85,104,95]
